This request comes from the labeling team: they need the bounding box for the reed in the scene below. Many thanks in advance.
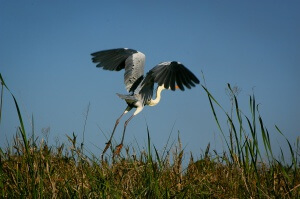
[0,73,299,198]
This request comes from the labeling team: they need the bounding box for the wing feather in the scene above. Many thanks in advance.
[142,61,199,92]
[91,48,145,92]
[137,70,155,103]
[170,69,176,91]
[177,65,191,89]
[92,49,200,104]
[163,69,170,89]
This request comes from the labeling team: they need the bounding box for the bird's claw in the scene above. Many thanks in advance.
[114,144,123,156]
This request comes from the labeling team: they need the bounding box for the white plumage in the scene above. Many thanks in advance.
[91,48,200,156]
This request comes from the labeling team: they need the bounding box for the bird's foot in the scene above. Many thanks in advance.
[114,144,123,156]
[101,141,111,159]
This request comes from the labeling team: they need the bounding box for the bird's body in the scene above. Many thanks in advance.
[91,48,200,156]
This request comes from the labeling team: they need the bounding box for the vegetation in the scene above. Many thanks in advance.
[0,73,299,198]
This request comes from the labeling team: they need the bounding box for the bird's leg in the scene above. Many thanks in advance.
[114,115,135,156]
[114,106,143,156]
[102,106,132,156]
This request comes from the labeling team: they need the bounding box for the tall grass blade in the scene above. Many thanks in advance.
[146,125,152,161]
[161,121,176,161]
[1,72,299,198]
[259,116,274,164]
[153,145,162,168]
[0,77,3,126]
[275,125,296,166]
[201,85,231,156]
[275,125,299,187]
[0,74,29,153]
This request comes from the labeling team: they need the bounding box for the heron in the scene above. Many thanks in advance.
[91,48,200,156]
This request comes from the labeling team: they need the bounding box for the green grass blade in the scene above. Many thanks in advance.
[153,145,162,169]
[146,125,152,161]
[245,116,262,162]
[0,80,3,125]
[275,125,298,187]
[258,116,274,163]
[0,73,29,153]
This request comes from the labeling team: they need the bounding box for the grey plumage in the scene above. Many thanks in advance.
[91,48,145,92]
[91,48,200,105]
[91,48,200,156]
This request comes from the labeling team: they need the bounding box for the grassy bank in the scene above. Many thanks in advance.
[0,73,299,198]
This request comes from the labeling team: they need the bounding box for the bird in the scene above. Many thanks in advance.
[91,48,200,156]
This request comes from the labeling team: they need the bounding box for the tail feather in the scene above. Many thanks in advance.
[116,93,137,104]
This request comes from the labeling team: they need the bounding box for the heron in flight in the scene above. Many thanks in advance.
[91,48,200,156]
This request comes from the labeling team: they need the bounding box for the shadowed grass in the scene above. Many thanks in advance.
[0,73,299,198]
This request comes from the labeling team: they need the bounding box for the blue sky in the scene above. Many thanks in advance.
[1,1,299,160]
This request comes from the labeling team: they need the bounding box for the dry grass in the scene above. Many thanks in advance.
[0,73,299,198]
[0,134,299,198]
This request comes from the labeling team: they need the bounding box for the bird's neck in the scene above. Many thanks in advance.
[148,85,165,106]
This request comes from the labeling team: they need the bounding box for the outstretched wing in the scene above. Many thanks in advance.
[139,61,200,102]
[91,48,145,92]
[149,61,199,90]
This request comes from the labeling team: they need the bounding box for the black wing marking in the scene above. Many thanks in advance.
[138,61,199,104]
[91,48,145,92]
[91,48,137,71]
[143,61,199,91]
[138,71,155,103]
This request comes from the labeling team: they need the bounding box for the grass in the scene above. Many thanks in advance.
[0,73,299,198]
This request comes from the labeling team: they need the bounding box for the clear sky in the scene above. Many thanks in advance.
[1,1,299,160]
